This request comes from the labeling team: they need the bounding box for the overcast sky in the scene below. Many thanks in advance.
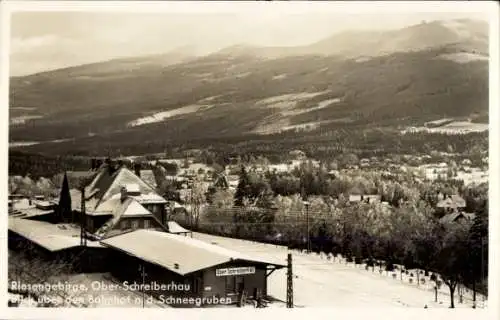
[9,10,488,76]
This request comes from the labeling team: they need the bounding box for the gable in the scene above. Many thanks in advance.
[123,200,152,217]
[93,197,166,239]
[103,213,167,239]
[100,168,157,203]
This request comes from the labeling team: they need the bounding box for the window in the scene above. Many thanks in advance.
[120,220,130,230]
[131,219,139,229]
[151,205,160,214]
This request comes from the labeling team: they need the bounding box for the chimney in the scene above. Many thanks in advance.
[120,186,128,202]
[105,158,117,174]
[134,163,142,177]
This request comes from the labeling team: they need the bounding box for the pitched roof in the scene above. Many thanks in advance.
[139,170,156,187]
[100,229,286,275]
[123,200,152,217]
[166,221,191,234]
[84,167,118,201]
[81,166,163,209]
[94,197,158,238]
[69,188,98,213]
[8,207,54,219]
[439,212,475,224]
[349,195,362,202]
[129,193,167,204]
[99,168,158,204]
[437,195,466,208]
[92,195,122,215]
[213,173,229,189]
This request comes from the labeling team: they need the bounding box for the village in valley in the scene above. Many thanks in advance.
[7,145,489,308]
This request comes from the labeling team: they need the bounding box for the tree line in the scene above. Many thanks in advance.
[178,165,488,308]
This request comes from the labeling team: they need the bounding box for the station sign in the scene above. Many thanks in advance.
[215,266,255,277]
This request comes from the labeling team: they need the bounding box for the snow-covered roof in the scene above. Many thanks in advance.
[166,221,191,234]
[130,193,167,204]
[93,197,162,238]
[124,183,140,194]
[436,195,466,208]
[9,206,54,219]
[439,212,475,224]
[100,230,285,276]
[8,217,102,251]
[349,195,362,202]
[122,200,152,217]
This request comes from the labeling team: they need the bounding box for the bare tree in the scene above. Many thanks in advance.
[8,241,88,307]
[187,178,206,229]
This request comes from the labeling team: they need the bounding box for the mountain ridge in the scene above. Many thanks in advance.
[9,18,489,156]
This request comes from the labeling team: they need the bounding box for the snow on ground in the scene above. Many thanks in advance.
[272,74,288,80]
[255,91,329,108]
[192,232,486,308]
[425,118,454,126]
[355,57,372,63]
[11,107,38,111]
[9,141,41,147]
[200,95,223,102]
[10,115,43,125]
[127,104,213,127]
[282,98,341,117]
[253,93,345,134]
[456,169,489,186]
[437,52,488,63]
[402,121,488,134]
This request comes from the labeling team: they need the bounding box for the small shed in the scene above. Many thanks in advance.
[167,221,193,237]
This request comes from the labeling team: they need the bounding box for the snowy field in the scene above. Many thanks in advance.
[127,104,214,127]
[192,232,487,309]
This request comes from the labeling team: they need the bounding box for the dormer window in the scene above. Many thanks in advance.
[124,184,141,196]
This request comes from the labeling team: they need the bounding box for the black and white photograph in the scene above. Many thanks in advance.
[1,0,498,315]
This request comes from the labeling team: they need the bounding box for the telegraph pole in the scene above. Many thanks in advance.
[305,202,311,253]
[79,187,88,273]
[286,253,293,308]
[139,264,146,308]
[481,236,485,303]
[80,187,87,247]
